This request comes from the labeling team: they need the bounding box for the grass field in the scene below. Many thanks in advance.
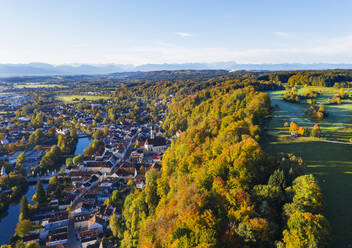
[297,85,338,95]
[264,141,352,247]
[14,83,67,88]
[264,88,352,247]
[268,89,352,142]
[56,95,111,103]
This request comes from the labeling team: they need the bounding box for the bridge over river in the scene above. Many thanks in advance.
[27,176,52,183]
[0,136,92,245]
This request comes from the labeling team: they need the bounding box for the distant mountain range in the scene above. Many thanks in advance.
[1,62,352,77]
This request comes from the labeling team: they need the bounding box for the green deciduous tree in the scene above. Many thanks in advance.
[311,124,321,138]
[28,129,45,145]
[283,211,330,248]
[16,152,26,168]
[110,213,123,239]
[73,155,83,166]
[25,241,39,248]
[65,158,73,168]
[16,219,33,238]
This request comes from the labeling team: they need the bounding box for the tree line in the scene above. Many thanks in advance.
[109,85,329,247]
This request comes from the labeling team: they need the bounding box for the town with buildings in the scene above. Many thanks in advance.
[27,126,168,248]
[1,1,351,246]
[0,89,173,248]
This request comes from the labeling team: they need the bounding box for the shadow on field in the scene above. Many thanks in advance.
[264,141,352,248]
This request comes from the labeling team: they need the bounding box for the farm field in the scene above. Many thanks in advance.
[14,83,67,88]
[264,88,352,247]
[56,94,111,103]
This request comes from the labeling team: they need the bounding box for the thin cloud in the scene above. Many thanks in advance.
[275,32,289,39]
[105,34,352,64]
[176,32,192,37]
[7,34,352,65]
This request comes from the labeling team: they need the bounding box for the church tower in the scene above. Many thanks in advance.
[1,166,7,177]
[150,127,155,139]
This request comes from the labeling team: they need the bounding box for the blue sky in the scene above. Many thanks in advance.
[1,0,352,64]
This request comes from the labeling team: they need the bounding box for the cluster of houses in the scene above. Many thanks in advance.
[0,116,38,143]
[0,101,98,150]
[0,94,32,112]
[27,191,114,248]
[19,123,169,247]
[0,91,174,247]
[0,102,111,176]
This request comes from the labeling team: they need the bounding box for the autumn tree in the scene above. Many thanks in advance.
[282,211,330,248]
[311,124,321,138]
[297,127,305,136]
[28,129,45,145]
[16,219,33,238]
[65,158,73,168]
[104,126,109,136]
[25,242,40,248]
[73,155,83,166]
[16,152,26,168]
[289,122,299,133]
[92,129,104,139]
[116,84,329,247]
[108,108,116,121]
[110,213,123,239]
[15,241,25,248]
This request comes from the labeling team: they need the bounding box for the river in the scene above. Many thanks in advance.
[0,137,92,244]
[74,137,92,156]
[0,184,38,244]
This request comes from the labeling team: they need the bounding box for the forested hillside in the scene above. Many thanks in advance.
[0,69,336,247]
[117,85,329,248]
[257,70,352,87]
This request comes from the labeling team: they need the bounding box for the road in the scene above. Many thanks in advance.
[67,181,99,248]
[67,211,82,248]
[66,131,138,247]
[317,139,352,145]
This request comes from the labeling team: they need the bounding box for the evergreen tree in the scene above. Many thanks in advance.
[19,196,29,221]
[33,179,47,207]
[268,169,286,189]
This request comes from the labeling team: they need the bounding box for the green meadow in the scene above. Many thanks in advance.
[56,95,111,103]
[264,87,352,247]
[268,88,352,142]
[14,83,67,88]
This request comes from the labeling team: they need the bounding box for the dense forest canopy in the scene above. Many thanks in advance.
[2,69,352,97]
[0,69,335,247]
[117,83,329,247]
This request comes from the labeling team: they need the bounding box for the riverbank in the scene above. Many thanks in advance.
[0,137,92,245]
[0,184,37,244]
[74,137,92,156]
